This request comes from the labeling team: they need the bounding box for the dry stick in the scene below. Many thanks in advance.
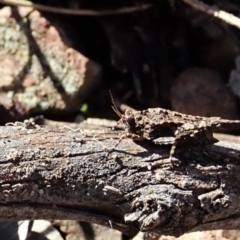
[182,0,240,30]
[1,126,240,236]
[0,0,151,16]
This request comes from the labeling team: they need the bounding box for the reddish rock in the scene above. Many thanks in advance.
[171,68,238,119]
[53,220,122,240]
[159,230,240,240]
[0,93,28,124]
[0,7,102,117]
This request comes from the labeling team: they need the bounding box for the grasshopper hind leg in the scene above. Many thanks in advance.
[169,124,218,166]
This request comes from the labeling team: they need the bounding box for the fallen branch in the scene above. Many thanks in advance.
[182,0,240,30]
[0,0,151,15]
[0,123,240,237]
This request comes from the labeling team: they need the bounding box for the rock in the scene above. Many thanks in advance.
[229,56,240,98]
[171,68,238,119]
[0,7,102,117]
[0,93,28,124]
[54,220,122,240]
[160,230,240,240]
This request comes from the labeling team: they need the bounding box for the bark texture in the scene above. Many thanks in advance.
[0,124,240,237]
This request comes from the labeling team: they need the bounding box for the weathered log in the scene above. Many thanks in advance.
[0,123,240,237]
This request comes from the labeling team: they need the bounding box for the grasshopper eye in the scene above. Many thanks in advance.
[125,109,134,118]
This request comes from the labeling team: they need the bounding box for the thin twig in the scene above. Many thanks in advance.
[182,0,240,30]
[0,0,152,16]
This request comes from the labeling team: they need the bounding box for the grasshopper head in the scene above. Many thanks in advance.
[122,109,137,133]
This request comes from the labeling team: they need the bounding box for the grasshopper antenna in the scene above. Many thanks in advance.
[109,90,122,118]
